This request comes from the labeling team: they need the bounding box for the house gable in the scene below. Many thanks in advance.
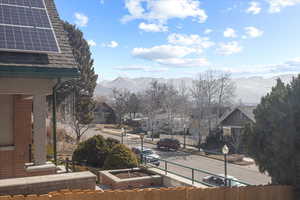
[220,108,255,127]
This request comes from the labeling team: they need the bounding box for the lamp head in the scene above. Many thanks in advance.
[222,144,229,155]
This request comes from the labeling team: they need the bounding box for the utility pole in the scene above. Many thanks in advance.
[183,124,186,149]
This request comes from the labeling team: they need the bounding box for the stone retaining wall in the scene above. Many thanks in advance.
[0,171,96,196]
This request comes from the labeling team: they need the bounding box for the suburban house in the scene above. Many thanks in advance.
[0,0,78,179]
[93,102,117,124]
[218,106,256,137]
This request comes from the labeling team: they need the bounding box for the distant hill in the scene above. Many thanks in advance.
[95,74,297,104]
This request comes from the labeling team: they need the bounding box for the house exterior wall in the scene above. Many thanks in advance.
[0,94,13,146]
[0,96,32,179]
[0,78,54,95]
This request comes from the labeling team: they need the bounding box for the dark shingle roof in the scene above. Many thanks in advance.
[0,0,77,75]
[218,106,256,125]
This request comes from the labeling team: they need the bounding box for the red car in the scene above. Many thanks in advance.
[157,138,180,151]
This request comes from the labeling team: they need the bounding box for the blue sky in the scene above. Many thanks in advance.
[55,0,300,81]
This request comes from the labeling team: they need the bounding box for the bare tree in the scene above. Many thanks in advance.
[177,81,191,128]
[191,70,219,132]
[112,88,130,125]
[161,84,181,136]
[141,81,167,134]
[216,72,236,118]
[128,93,141,119]
[190,70,236,145]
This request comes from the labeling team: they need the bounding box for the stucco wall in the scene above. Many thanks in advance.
[0,94,13,146]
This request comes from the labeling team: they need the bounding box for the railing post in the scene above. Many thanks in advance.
[29,144,32,163]
[66,158,69,173]
[165,161,168,175]
[192,168,194,184]
[72,159,75,172]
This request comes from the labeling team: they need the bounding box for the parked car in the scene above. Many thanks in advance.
[132,147,160,166]
[202,174,246,187]
[157,138,180,151]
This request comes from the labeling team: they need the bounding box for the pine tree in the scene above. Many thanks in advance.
[56,21,98,143]
[244,78,298,185]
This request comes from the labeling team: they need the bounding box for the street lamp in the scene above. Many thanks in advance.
[121,128,124,144]
[222,144,229,186]
[140,132,145,163]
[183,124,186,149]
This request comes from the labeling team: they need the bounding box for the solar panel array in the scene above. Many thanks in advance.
[0,0,60,53]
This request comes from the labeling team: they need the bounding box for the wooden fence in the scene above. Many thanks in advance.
[0,185,294,200]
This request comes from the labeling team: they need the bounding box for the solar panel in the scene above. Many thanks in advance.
[0,0,44,8]
[0,0,60,53]
[0,5,51,28]
[0,26,59,52]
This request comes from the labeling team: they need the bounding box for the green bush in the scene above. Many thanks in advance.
[72,135,108,167]
[106,137,120,150]
[104,144,138,169]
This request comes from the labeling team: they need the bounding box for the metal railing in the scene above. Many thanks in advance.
[143,156,251,187]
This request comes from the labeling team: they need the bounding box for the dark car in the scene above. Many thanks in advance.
[157,138,180,151]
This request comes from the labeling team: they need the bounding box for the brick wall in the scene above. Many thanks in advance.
[0,95,57,179]
[0,95,32,179]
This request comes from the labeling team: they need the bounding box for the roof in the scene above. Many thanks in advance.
[218,106,256,125]
[0,0,78,78]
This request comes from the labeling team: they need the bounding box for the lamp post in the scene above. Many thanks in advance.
[183,124,186,149]
[121,128,124,144]
[140,133,145,163]
[222,144,229,186]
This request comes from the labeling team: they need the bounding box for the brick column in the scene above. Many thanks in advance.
[33,95,47,165]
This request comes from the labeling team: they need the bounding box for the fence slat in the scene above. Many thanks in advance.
[0,185,295,200]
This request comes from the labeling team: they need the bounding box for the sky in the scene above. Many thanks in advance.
[55,0,300,81]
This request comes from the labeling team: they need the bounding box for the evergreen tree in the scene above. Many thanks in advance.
[56,21,98,143]
[244,78,299,185]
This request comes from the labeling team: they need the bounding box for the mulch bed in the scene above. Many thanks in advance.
[113,171,153,179]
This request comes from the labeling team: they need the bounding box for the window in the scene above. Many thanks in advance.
[0,95,13,146]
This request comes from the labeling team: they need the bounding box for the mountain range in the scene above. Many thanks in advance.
[95,74,297,104]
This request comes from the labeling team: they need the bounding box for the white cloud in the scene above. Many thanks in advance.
[156,58,209,67]
[244,26,264,38]
[224,28,237,38]
[217,41,242,55]
[139,22,168,32]
[102,41,119,48]
[100,0,105,4]
[132,45,196,60]
[132,44,209,67]
[266,0,300,13]
[115,65,169,72]
[87,40,97,47]
[74,12,89,27]
[122,0,207,25]
[167,33,214,49]
[222,57,300,76]
[204,29,213,34]
[246,2,261,14]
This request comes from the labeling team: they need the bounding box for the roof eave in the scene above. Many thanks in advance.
[0,66,79,79]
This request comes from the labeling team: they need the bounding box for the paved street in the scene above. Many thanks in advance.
[85,128,271,185]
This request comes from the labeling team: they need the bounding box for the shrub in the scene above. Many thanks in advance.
[104,144,138,169]
[106,137,120,150]
[72,135,108,167]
